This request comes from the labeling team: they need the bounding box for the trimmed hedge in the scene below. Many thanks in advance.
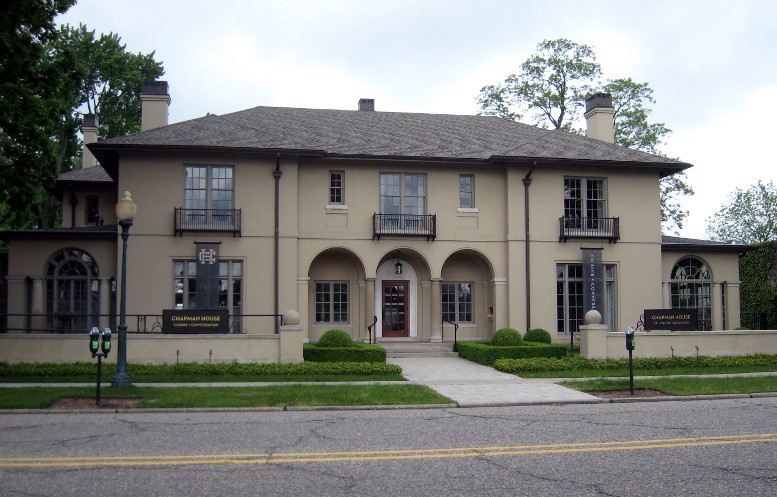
[303,343,387,363]
[491,328,523,346]
[457,341,568,366]
[0,360,400,377]
[494,354,777,374]
[523,328,552,344]
[318,329,354,348]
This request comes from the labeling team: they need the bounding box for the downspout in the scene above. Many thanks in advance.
[273,153,282,334]
[523,163,536,332]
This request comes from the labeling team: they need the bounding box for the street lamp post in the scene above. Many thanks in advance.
[112,191,137,387]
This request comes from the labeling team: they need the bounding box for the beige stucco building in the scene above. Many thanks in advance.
[1,82,750,349]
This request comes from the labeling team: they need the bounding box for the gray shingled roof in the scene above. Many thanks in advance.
[90,106,691,175]
[58,165,113,183]
[662,235,753,252]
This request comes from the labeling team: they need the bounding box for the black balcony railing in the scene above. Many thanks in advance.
[175,208,241,236]
[559,216,620,243]
[373,213,436,240]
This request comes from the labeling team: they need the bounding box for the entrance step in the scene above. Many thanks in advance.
[378,341,459,358]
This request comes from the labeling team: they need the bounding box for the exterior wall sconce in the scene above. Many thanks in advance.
[395,260,403,274]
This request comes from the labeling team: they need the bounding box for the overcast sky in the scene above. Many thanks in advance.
[57,0,776,239]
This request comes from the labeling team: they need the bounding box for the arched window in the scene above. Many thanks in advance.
[45,249,100,332]
[670,257,711,330]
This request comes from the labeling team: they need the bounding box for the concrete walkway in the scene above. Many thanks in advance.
[388,356,604,407]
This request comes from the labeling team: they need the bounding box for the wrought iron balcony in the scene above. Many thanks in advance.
[559,216,619,243]
[175,208,241,236]
[373,213,436,241]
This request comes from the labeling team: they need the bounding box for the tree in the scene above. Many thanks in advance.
[478,38,601,131]
[707,180,777,244]
[53,24,164,138]
[0,17,164,230]
[0,0,77,230]
[476,39,693,233]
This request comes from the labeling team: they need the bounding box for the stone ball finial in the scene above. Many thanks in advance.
[283,310,300,326]
[584,309,602,325]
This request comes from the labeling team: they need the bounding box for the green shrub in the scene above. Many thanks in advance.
[317,329,354,348]
[0,360,400,377]
[493,354,777,374]
[523,328,552,344]
[457,341,567,366]
[491,328,523,346]
[303,343,386,363]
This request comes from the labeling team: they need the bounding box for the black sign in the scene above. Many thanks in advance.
[582,248,604,323]
[195,242,220,310]
[162,309,230,334]
[644,309,699,331]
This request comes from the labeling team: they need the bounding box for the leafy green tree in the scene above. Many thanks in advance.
[707,180,777,244]
[478,38,601,131]
[0,16,164,230]
[53,24,164,138]
[476,39,693,233]
[0,0,77,229]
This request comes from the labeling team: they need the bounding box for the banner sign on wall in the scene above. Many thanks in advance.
[644,309,699,331]
[162,309,229,334]
[581,247,604,323]
[194,242,220,310]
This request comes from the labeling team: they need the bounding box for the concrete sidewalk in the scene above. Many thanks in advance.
[388,356,605,407]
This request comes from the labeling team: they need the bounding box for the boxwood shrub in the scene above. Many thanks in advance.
[523,328,552,344]
[457,340,568,366]
[0,360,401,377]
[493,354,777,374]
[317,329,354,348]
[491,328,523,346]
[303,343,387,363]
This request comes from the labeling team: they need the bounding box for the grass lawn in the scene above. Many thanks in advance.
[562,376,777,396]
[516,365,777,379]
[0,384,453,410]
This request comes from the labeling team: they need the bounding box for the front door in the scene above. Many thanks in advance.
[382,281,408,337]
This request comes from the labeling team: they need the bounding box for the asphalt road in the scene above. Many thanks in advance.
[1,398,776,496]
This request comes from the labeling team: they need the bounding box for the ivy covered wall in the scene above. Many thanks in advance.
[740,241,777,329]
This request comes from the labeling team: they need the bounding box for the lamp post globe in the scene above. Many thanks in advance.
[112,191,136,387]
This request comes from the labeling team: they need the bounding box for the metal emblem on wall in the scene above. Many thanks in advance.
[195,242,220,310]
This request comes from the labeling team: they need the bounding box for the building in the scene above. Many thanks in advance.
[0,82,750,349]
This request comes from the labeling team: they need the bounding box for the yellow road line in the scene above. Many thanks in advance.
[1,433,775,468]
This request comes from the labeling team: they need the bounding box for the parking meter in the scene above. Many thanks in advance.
[89,327,100,356]
[101,328,112,356]
[625,327,635,351]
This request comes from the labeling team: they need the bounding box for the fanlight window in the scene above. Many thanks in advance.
[670,257,711,330]
[45,249,100,332]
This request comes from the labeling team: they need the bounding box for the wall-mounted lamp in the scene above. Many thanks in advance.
[394,259,403,275]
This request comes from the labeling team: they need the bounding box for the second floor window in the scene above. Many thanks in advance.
[380,173,426,215]
[329,171,344,204]
[564,177,606,221]
[459,175,474,208]
[185,165,234,212]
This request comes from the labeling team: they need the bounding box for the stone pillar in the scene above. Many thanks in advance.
[365,278,376,339]
[31,278,44,332]
[662,282,671,308]
[279,310,304,363]
[357,279,366,341]
[712,282,724,331]
[493,277,508,332]
[296,277,309,339]
[725,282,741,329]
[430,278,442,342]
[580,309,608,359]
[99,277,111,329]
[421,280,432,340]
[5,277,26,332]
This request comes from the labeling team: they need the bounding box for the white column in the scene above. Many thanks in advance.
[725,282,741,330]
[662,282,671,308]
[430,278,442,342]
[493,277,508,332]
[365,278,376,340]
[712,282,724,331]
[31,278,44,332]
[99,278,111,329]
[296,277,309,339]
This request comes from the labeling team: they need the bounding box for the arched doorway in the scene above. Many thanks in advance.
[44,248,101,332]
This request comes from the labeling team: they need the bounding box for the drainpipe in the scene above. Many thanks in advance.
[273,153,282,334]
[523,163,536,332]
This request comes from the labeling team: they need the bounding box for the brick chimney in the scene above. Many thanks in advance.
[140,80,171,131]
[358,98,375,111]
[80,113,99,168]
[584,93,615,143]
